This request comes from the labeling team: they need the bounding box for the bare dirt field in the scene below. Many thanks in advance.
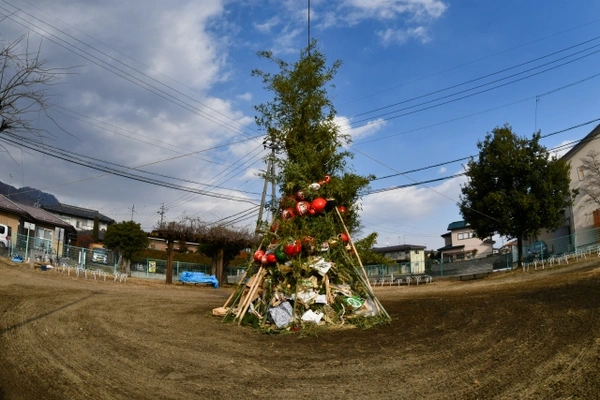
[1,258,599,400]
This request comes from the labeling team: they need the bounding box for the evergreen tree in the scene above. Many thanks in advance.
[104,221,149,274]
[458,124,576,266]
[217,41,388,332]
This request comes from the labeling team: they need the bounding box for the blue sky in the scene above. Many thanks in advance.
[1,0,599,250]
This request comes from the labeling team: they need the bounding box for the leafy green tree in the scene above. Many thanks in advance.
[253,40,372,234]
[104,221,149,274]
[458,124,576,266]
[354,232,393,266]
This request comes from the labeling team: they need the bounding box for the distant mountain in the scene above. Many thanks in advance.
[0,181,59,206]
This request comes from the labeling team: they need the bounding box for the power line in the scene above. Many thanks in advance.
[0,132,261,204]
[0,4,257,139]
[350,35,600,120]
[347,45,600,129]
[364,117,600,195]
[341,17,600,106]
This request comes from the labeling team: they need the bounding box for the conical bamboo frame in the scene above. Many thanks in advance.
[334,206,390,321]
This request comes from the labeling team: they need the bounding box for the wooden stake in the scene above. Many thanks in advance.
[334,207,374,291]
[223,269,248,308]
[324,274,333,305]
[236,267,266,325]
[334,207,390,320]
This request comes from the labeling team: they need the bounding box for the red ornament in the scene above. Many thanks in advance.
[266,253,277,264]
[311,197,327,214]
[261,255,269,265]
[318,175,331,185]
[338,205,348,214]
[281,208,295,221]
[283,239,302,257]
[295,191,306,201]
[338,233,349,243]
[295,201,310,216]
[253,250,265,262]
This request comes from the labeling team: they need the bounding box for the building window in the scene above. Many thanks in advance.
[458,232,474,240]
[577,166,585,181]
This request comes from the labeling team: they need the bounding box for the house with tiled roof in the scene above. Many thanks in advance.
[41,203,115,233]
[437,221,495,262]
[0,194,76,257]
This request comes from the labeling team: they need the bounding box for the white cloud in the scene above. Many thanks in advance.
[343,0,448,22]
[377,26,431,45]
[335,116,386,142]
[254,16,281,33]
[438,166,447,173]
[236,92,253,102]
[132,1,228,91]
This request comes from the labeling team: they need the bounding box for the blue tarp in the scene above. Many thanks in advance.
[179,271,219,288]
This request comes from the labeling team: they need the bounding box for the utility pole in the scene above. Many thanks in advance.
[129,204,135,221]
[256,140,279,234]
[308,0,311,48]
[256,154,275,233]
[157,203,168,228]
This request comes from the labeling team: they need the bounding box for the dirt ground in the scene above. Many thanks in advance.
[1,259,599,400]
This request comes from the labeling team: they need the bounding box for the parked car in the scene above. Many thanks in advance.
[91,248,108,264]
[0,223,11,248]
[526,241,550,261]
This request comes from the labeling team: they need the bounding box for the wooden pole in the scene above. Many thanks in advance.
[334,207,374,291]
[334,207,390,319]
[223,269,248,308]
[236,267,265,325]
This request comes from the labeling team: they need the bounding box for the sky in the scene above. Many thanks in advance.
[1,0,600,251]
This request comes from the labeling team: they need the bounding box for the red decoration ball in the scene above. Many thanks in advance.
[281,208,295,221]
[295,201,310,216]
[284,240,302,257]
[253,250,265,262]
[311,197,327,213]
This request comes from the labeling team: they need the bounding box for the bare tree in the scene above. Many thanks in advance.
[0,34,65,146]
[150,217,257,285]
[579,150,600,207]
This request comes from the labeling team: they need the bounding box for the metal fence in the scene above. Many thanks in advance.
[7,232,116,271]
[130,258,241,282]
[5,225,600,282]
[365,225,600,279]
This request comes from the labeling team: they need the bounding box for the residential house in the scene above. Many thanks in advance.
[41,203,115,236]
[0,194,76,258]
[538,122,600,254]
[373,244,427,274]
[437,221,495,262]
